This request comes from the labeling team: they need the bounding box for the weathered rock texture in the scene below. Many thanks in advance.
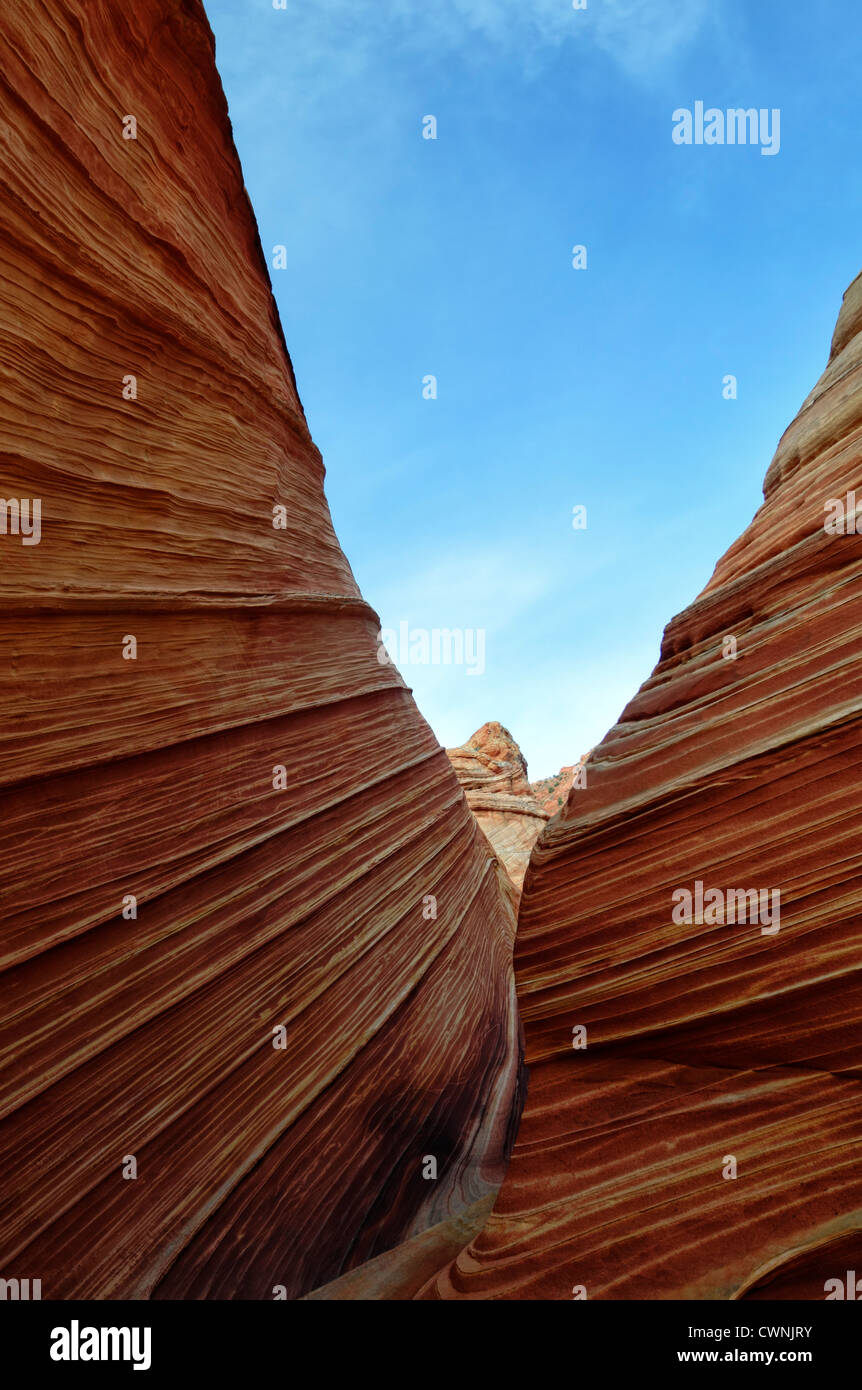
[530,757,589,817]
[447,723,549,892]
[304,1193,497,1301]
[424,270,862,1300]
[0,0,522,1300]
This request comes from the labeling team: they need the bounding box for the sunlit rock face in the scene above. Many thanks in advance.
[0,0,523,1300]
[423,271,862,1301]
[530,756,590,818]
[446,722,549,893]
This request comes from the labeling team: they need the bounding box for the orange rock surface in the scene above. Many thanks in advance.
[530,757,589,817]
[0,0,522,1300]
[423,271,862,1300]
[446,723,549,893]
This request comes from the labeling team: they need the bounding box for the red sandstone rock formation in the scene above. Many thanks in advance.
[530,756,589,817]
[446,722,549,892]
[0,0,522,1300]
[423,270,862,1300]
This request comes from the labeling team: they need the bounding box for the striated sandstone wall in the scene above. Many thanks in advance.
[423,270,862,1300]
[0,0,522,1300]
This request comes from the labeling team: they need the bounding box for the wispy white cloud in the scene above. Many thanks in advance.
[211,0,718,101]
[373,541,555,635]
[588,0,714,76]
[410,0,716,78]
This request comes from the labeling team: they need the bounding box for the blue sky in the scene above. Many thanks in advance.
[204,0,862,779]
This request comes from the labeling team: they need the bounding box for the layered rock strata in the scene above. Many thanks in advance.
[0,0,522,1300]
[446,723,549,893]
[424,270,862,1300]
